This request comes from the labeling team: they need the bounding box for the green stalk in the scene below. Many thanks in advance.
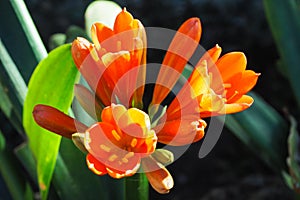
[10,0,47,62]
[125,173,149,200]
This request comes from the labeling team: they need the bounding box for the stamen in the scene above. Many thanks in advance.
[122,158,129,163]
[100,144,111,152]
[108,154,118,162]
[131,138,137,148]
[124,152,134,159]
[112,130,121,141]
[227,91,239,102]
[223,83,231,89]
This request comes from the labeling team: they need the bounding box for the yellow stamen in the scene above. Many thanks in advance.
[108,154,118,162]
[125,152,134,159]
[122,158,129,163]
[223,83,231,89]
[131,138,137,148]
[112,130,121,141]
[227,91,239,102]
[100,144,111,152]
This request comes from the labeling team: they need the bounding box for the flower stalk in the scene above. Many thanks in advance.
[125,173,149,200]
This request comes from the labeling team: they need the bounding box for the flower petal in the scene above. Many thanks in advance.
[33,104,88,138]
[86,153,108,175]
[235,70,260,95]
[71,37,94,68]
[224,95,254,114]
[155,117,206,146]
[113,8,134,34]
[216,52,247,82]
[91,22,115,50]
[151,17,202,106]
[142,156,174,194]
[84,122,142,177]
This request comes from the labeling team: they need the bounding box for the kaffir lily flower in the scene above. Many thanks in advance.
[33,8,259,194]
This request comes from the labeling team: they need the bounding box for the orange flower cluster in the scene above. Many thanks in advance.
[33,9,259,194]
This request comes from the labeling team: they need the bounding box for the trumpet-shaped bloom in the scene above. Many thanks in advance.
[83,104,157,178]
[71,8,146,107]
[198,45,260,117]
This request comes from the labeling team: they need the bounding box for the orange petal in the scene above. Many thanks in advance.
[33,104,88,138]
[142,156,174,194]
[151,17,201,106]
[216,52,247,82]
[132,20,147,109]
[113,8,134,33]
[86,153,108,175]
[155,117,206,146]
[72,38,113,105]
[224,95,254,114]
[91,23,115,51]
[71,37,94,68]
[199,44,222,68]
[85,122,142,177]
[236,70,260,95]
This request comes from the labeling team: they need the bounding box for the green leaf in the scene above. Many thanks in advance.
[264,0,300,107]
[23,44,79,199]
[226,92,288,172]
[85,0,121,36]
[286,115,300,192]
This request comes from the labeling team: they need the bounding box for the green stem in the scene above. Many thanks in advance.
[125,173,149,200]
[10,0,47,62]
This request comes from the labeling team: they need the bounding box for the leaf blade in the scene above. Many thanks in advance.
[23,44,79,199]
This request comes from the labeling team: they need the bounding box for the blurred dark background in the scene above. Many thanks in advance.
[23,0,296,199]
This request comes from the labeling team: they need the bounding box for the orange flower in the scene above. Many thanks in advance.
[81,104,157,178]
[154,46,259,145]
[198,44,260,117]
[71,8,146,108]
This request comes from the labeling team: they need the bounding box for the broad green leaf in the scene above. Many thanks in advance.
[23,44,79,199]
[264,0,300,107]
[85,0,121,36]
[226,92,288,172]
